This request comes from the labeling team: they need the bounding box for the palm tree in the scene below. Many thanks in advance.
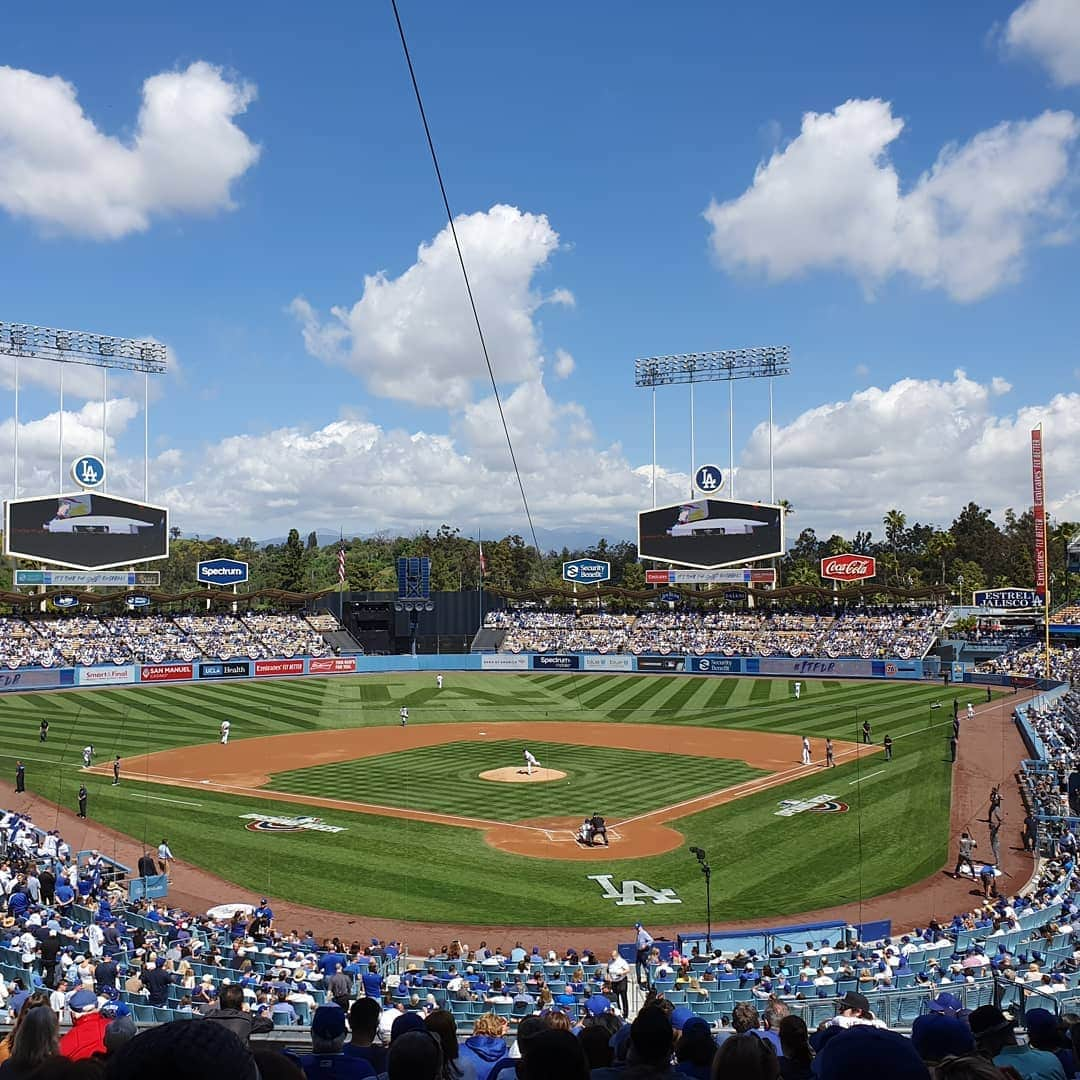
[883,509,907,585]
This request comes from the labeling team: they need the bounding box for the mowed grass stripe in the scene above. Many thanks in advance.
[267,740,768,822]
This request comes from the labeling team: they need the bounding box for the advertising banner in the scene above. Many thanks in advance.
[198,661,251,680]
[76,665,136,686]
[636,656,686,672]
[645,568,777,585]
[15,569,161,587]
[4,492,168,570]
[638,499,784,569]
[308,657,358,674]
[141,664,194,683]
[689,657,742,674]
[820,555,876,582]
[531,654,581,670]
[0,669,72,692]
[583,654,634,671]
[747,658,875,677]
[254,659,305,677]
[562,559,611,584]
[480,654,529,670]
[197,558,249,586]
[1032,429,1047,598]
[973,588,1040,609]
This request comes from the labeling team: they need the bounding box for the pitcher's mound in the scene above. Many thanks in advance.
[479,767,567,784]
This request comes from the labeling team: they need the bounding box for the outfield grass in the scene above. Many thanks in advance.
[0,673,994,926]
[268,740,767,821]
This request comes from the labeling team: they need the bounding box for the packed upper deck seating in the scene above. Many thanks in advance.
[483,607,946,659]
[0,612,340,667]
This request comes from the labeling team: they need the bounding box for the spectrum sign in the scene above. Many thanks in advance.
[197,559,249,586]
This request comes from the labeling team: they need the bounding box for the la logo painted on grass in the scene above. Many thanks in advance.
[588,874,682,906]
[241,813,346,834]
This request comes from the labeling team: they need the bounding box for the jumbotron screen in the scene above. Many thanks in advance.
[4,492,169,570]
[637,498,784,569]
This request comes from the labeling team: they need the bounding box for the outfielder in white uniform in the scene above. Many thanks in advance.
[220,720,230,745]
[400,706,409,727]
[801,737,812,766]
[523,749,540,776]
[82,745,94,768]
[436,674,443,690]
[794,681,802,700]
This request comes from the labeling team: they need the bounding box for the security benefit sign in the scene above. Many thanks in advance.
[5,492,168,570]
[638,499,784,569]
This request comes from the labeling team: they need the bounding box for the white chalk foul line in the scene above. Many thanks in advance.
[136,793,204,806]
[848,770,885,786]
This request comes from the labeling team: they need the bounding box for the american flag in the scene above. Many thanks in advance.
[478,535,486,578]
[338,543,346,585]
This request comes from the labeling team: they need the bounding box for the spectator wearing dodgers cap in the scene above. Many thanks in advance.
[292,1004,375,1080]
[58,987,109,1061]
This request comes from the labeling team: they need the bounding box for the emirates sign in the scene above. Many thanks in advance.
[820,554,877,582]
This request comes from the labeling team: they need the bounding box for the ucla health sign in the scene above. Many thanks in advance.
[973,588,1040,609]
[197,558,249,586]
[562,559,611,584]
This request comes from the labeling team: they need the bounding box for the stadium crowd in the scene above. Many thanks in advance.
[4,781,1080,1079]
[485,607,947,659]
[0,613,340,668]
[980,644,1080,685]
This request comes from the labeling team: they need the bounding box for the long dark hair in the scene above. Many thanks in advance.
[778,1015,812,1067]
[10,1004,60,1072]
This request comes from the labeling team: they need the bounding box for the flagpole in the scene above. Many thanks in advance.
[338,529,345,628]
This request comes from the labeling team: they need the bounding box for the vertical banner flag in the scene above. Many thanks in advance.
[338,539,346,584]
[1032,428,1047,598]
[478,532,486,579]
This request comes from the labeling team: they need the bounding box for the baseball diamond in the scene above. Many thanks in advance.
[0,671,1013,929]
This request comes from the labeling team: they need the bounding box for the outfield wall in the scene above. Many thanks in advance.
[0,650,938,694]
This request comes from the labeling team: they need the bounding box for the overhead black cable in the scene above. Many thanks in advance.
[390,0,542,559]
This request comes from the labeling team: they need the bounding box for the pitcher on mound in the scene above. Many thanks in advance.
[522,748,540,776]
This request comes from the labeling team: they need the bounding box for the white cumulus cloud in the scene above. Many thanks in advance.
[704,99,1079,301]
[290,204,572,409]
[0,61,259,238]
[735,370,1080,534]
[1005,0,1080,86]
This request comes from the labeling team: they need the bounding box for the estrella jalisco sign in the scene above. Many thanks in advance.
[973,588,1040,609]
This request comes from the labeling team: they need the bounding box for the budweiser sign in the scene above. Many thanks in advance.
[820,554,876,581]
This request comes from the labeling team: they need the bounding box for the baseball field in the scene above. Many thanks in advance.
[0,672,990,927]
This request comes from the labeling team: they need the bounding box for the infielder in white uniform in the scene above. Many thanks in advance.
[400,706,409,727]
[523,749,540,776]
[220,720,230,745]
[801,737,812,766]
[82,745,94,768]
[436,674,443,690]
[794,681,802,700]
[966,702,974,720]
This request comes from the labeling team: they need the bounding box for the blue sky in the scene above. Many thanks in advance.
[1,0,1079,542]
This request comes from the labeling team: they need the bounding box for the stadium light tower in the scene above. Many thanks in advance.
[635,347,790,505]
[0,321,167,501]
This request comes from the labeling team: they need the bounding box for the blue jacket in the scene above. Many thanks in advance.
[459,1036,509,1080]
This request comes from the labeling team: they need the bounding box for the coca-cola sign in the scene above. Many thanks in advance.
[820,554,876,581]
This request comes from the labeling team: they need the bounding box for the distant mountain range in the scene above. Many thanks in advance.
[181,526,634,552]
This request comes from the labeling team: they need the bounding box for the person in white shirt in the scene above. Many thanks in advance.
[607,950,631,1014]
[86,923,104,958]
[967,703,974,720]
[794,682,802,700]
[400,707,409,727]
[82,745,94,767]
[378,1004,404,1044]
[523,749,540,776]
[801,737,812,766]
[813,969,834,987]
[220,720,230,745]
[436,674,443,690]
